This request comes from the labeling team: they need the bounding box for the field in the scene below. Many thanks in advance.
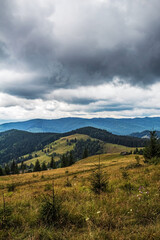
[0,153,160,240]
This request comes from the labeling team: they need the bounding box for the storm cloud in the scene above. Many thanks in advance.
[0,0,160,120]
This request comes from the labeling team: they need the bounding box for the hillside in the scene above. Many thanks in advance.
[0,130,60,165]
[21,134,134,166]
[0,127,146,165]
[0,153,159,239]
[1,117,160,135]
[66,127,147,147]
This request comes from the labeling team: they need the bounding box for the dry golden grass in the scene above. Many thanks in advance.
[0,153,160,240]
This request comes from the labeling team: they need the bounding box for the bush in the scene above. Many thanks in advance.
[7,183,16,192]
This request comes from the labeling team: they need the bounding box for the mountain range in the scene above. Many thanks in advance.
[130,130,160,139]
[0,117,160,135]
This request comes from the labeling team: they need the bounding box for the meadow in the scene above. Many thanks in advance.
[20,133,133,166]
[0,153,160,240]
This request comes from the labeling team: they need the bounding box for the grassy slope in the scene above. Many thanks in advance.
[0,153,159,239]
[22,134,134,166]
[22,134,92,165]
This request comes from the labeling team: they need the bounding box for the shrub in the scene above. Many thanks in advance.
[121,171,129,180]
[64,178,72,187]
[120,182,136,193]
[90,157,109,194]
[40,185,62,225]
[7,183,16,192]
[90,170,109,194]
[0,195,13,228]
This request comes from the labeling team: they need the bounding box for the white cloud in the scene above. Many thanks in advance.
[0,82,160,120]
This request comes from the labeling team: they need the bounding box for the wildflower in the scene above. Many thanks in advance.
[97,211,101,214]
[130,209,132,212]
[86,217,90,221]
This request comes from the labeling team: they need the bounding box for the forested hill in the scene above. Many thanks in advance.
[64,127,147,148]
[0,130,61,165]
[0,127,147,165]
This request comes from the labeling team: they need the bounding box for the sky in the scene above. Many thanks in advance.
[0,0,160,121]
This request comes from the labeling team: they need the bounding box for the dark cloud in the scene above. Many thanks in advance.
[0,0,160,101]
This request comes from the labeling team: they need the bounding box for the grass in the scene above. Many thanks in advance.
[21,134,135,166]
[22,134,94,166]
[0,153,160,239]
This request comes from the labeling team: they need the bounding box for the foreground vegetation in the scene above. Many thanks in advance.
[0,153,159,240]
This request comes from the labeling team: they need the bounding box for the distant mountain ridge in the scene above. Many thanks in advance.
[130,130,160,139]
[0,117,160,135]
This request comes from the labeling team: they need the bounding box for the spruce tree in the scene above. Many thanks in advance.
[42,162,47,171]
[0,166,3,176]
[50,157,56,169]
[143,131,160,163]
[68,152,74,166]
[33,160,41,172]
[4,164,10,175]
[83,147,88,159]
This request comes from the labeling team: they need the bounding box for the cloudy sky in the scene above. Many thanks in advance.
[0,0,160,121]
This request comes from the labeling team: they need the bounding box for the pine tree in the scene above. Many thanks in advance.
[0,166,3,176]
[4,164,10,175]
[83,147,88,159]
[50,157,56,169]
[68,152,74,166]
[33,160,41,172]
[61,154,67,168]
[42,162,47,171]
[143,131,160,162]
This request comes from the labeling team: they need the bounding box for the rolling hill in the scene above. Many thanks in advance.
[21,134,134,166]
[0,127,146,166]
[1,117,160,135]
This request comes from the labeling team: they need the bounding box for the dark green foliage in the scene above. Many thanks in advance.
[40,187,62,225]
[73,139,102,161]
[68,151,74,166]
[41,162,47,171]
[50,156,56,169]
[0,195,13,228]
[90,171,109,194]
[0,129,60,165]
[65,127,147,147]
[143,131,160,164]
[121,171,129,180]
[83,147,88,159]
[7,183,16,192]
[120,182,136,193]
[0,166,3,176]
[33,160,41,172]
[20,161,27,173]
[0,127,146,166]
[64,178,72,187]
[90,157,109,194]
[10,160,19,174]
[61,154,67,168]
[4,164,10,175]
